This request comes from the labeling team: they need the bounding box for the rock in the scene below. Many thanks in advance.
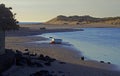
[38,54,45,60]
[100,61,104,63]
[40,27,46,30]
[23,52,29,55]
[44,56,56,62]
[58,71,64,73]
[44,62,51,66]
[59,62,66,64]
[30,53,37,56]
[0,73,2,76]
[51,71,55,73]
[107,62,111,64]
[30,70,53,76]
[25,49,29,51]
[34,62,43,67]
[81,56,84,61]
[16,50,22,55]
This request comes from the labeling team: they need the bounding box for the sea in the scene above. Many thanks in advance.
[18,22,41,25]
[39,28,120,68]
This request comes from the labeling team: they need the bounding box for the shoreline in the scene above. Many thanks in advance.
[35,30,120,70]
[4,24,120,75]
[39,28,120,68]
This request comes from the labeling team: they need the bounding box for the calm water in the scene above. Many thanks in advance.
[40,28,120,68]
[18,22,41,25]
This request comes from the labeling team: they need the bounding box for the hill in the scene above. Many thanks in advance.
[45,15,120,25]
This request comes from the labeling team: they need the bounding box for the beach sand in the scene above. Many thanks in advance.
[3,24,120,76]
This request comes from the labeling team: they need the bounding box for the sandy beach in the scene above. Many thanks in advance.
[3,24,120,76]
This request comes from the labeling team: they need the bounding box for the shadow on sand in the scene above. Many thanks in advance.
[1,49,120,76]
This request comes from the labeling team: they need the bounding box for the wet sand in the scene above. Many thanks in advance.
[4,24,120,76]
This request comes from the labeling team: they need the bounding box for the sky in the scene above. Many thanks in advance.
[0,0,120,22]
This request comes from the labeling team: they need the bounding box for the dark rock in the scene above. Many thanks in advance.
[49,58,56,62]
[58,71,64,73]
[0,73,2,76]
[16,60,26,66]
[15,50,24,66]
[38,54,44,60]
[16,50,22,55]
[30,53,37,56]
[38,54,56,63]
[45,56,50,60]
[100,61,104,63]
[0,49,15,73]
[44,62,51,66]
[34,62,43,67]
[51,71,55,73]
[30,70,53,76]
[25,49,29,51]
[23,52,29,55]
[40,27,46,30]
[107,62,111,64]
[26,58,32,66]
[59,62,66,64]
[81,56,84,61]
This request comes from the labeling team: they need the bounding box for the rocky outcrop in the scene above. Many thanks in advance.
[45,15,120,25]
[0,49,15,73]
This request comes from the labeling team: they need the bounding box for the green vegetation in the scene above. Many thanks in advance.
[0,4,19,55]
[46,15,120,25]
[0,4,19,31]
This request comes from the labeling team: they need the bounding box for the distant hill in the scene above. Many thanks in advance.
[45,15,120,25]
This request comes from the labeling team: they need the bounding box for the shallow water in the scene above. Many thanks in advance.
[38,28,120,69]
